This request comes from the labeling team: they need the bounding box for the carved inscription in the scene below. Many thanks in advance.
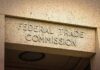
[5,17,96,55]
[17,23,84,47]
[5,17,96,58]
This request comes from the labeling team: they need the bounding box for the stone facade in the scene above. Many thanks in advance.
[0,0,100,70]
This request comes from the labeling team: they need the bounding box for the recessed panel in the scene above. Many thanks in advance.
[5,17,96,57]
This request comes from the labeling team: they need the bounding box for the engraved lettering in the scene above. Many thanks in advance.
[17,22,85,47]
[32,35,39,42]
[25,34,31,41]
[28,24,33,31]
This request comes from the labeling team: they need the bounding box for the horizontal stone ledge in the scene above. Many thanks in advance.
[5,16,96,57]
[5,43,95,58]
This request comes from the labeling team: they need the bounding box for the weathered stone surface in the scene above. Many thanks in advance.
[0,14,4,70]
[0,0,99,27]
[5,17,96,57]
[0,0,99,69]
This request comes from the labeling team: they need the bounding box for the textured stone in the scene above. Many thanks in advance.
[5,17,96,57]
[0,14,4,70]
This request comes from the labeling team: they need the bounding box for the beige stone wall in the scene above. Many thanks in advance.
[0,0,100,70]
[0,0,100,27]
[0,14,5,70]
